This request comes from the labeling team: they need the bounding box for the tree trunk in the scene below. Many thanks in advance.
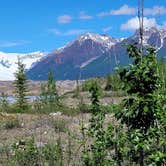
[139,148,144,166]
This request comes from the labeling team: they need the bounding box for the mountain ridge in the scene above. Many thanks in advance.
[0,27,165,80]
[27,27,166,80]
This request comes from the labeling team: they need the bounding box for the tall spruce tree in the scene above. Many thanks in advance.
[47,71,58,103]
[14,58,29,112]
[40,70,59,112]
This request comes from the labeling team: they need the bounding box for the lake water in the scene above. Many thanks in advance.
[0,96,39,103]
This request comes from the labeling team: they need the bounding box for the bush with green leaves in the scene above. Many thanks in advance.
[52,118,68,133]
[105,72,122,91]
[41,141,64,166]
[82,81,112,166]
[116,45,165,165]
[6,137,64,166]
[81,78,103,92]
[11,138,39,166]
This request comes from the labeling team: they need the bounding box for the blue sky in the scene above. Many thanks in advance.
[0,0,166,53]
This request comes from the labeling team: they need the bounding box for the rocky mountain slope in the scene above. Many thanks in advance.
[27,27,166,80]
[27,33,121,80]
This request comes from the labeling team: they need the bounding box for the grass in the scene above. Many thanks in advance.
[0,112,118,165]
[52,118,69,133]
[0,113,21,129]
[0,80,126,164]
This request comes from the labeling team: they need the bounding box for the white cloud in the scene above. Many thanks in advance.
[49,29,88,36]
[102,26,112,32]
[111,5,136,15]
[97,11,110,17]
[57,15,72,24]
[64,29,88,36]
[97,5,166,17]
[97,5,136,17]
[121,17,157,31]
[79,12,93,20]
[145,6,166,16]
[0,41,29,48]
[48,29,61,35]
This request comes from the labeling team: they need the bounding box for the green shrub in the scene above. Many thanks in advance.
[61,107,80,116]
[100,104,122,114]
[78,103,91,113]
[10,104,31,113]
[11,138,39,166]
[0,113,20,129]
[52,118,68,132]
[82,78,103,92]
[102,90,127,97]
[3,118,20,130]
[7,137,64,165]
[104,73,123,91]
[41,141,63,166]
[0,93,11,112]
[78,96,91,113]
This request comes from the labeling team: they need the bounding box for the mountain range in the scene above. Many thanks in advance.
[0,27,166,81]
[27,27,166,80]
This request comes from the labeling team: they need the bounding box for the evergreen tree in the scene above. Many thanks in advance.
[40,70,59,112]
[47,71,58,103]
[0,92,10,112]
[14,58,29,112]
[82,81,108,166]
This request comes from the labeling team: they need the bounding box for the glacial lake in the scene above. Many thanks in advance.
[0,96,39,103]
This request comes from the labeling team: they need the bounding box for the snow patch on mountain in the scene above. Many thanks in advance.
[133,27,166,48]
[80,56,99,68]
[77,33,117,48]
[54,33,119,55]
[0,51,46,80]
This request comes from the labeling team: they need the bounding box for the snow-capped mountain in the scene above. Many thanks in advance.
[77,33,118,48]
[133,27,166,49]
[0,51,46,80]
[54,33,118,54]
[27,33,121,80]
[27,27,166,80]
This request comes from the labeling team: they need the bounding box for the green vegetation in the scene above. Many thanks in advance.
[40,70,59,105]
[0,44,165,165]
[82,81,108,166]
[116,45,166,165]
[52,118,68,133]
[0,113,20,130]
[14,58,29,112]
[39,70,60,113]
[81,77,103,92]
[0,93,10,112]
[105,72,122,91]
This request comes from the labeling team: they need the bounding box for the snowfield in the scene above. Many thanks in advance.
[0,51,46,80]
